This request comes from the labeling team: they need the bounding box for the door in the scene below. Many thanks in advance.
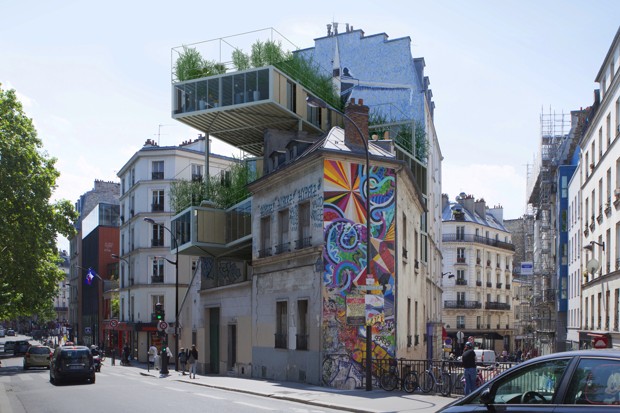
[227,324,237,372]
[209,308,220,374]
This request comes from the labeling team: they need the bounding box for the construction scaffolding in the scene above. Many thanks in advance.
[524,109,572,355]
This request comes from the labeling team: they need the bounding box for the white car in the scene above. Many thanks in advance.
[0,329,5,338]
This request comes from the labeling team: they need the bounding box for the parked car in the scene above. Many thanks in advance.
[0,328,5,338]
[474,349,497,366]
[49,345,95,385]
[6,329,15,336]
[439,349,620,412]
[23,345,53,369]
[4,340,30,355]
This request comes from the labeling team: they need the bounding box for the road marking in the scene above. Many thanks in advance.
[234,401,277,411]
[195,393,225,400]
[18,375,32,381]
[165,386,185,392]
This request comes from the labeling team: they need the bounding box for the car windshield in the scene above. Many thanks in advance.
[61,350,90,363]
[29,347,50,354]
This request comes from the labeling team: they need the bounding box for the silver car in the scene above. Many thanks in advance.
[23,345,52,369]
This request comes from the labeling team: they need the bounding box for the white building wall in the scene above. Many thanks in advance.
[567,164,582,348]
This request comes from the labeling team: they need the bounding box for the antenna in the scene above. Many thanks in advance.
[157,124,171,145]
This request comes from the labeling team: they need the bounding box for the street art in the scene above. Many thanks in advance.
[322,159,396,388]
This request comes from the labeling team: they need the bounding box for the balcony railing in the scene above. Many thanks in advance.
[506,284,511,290]
[476,281,482,287]
[275,242,290,254]
[496,283,502,289]
[456,257,466,264]
[151,238,164,247]
[258,247,272,258]
[152,171,164,180]
[295,334,308,351]
[485,301,511,310]
[456,279,467,286]
[295,236,312,250]
[151,275,164,283]
[275,333,287,349]
[151,203,164,212]
[486,282,492,288]
[442,234,515,251]
[444,300,482,309]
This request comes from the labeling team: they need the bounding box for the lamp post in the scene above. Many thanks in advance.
[306,95,374,391]
[144,217,179,372]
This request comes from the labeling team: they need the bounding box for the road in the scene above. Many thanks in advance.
[0,335,455,413]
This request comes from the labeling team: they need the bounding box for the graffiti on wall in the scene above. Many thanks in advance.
[322,159,396,388]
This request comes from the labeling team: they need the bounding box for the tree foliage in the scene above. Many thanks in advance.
[0,84,78,320]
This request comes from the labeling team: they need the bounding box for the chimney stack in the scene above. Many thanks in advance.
[344,98,369,148]
[474,198,486,219]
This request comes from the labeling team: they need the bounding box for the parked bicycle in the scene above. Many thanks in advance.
[420,360,451,396]
[453,363,500,394]
[379,358,419,392]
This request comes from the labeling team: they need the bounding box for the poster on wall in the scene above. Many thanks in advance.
[346,295,365,325]
[365,294,384,325]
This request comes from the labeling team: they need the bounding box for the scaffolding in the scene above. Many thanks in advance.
[524,109,571,355]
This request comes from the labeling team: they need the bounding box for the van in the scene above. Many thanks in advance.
[474,349,496,365]
[49,346,95,385]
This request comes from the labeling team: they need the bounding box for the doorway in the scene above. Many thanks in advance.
[208,308,220,374]
[227,324,237,372]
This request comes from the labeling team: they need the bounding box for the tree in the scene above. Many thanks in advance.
[0,84,78,320]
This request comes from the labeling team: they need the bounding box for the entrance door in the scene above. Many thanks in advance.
[209,308,220,374]
[227,324,237,372]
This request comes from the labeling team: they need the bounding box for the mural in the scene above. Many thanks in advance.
[322,159,396,388]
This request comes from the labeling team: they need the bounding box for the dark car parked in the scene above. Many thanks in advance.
[49,346,95,385]
[4,340,31,355]
[438,349,620,412]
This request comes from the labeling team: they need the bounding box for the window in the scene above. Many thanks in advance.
[457,248,466,263]
[402,213,408,257]
[457,292,465,304]
[130,167,135,186]
[260,216,271,257]
[308,104,321,127]
[297,202,311,249]
[152,190,164,212]
[456,226,465,240]
[276,209,290,254]
[407,298,412,347]
[151,258,164,283]
[152,224,164,247]
[456,269,466,285]
[564,358,620,405]
[296,299,308,350]
[191,164,203,182]
[152,161,164,180]
[456,315,465,329]
[275,301,288,349]
[286,80,296,112]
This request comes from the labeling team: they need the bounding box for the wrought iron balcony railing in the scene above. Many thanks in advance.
[444,300,482,309]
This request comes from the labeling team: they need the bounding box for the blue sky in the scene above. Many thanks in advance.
[1,1,619,251]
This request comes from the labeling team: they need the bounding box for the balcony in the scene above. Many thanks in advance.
[442,233,515,252]
[476,280,482,287]
[444,300,482,309]
[456,257,466,264]
[485,301,511,310]
[456,279,467,286]
[151,275,164,283]
[295,236,312,250]
[275,242,290,254]
[496,283,502,289]
[258,247,272,258]
[151,238,164,248]
[506,284,511,290]
[486,282,492,288]
[151,171,164,180]
[151,203,164,212]
[172,66,339,156]
[171,198,252,258]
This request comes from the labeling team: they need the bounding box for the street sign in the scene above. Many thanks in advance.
[158,321,168,331]
[456,331,464,343]
[109,319,119,328]
[445,338,452,346]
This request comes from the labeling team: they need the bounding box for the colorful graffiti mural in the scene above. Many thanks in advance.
[322,159,396,388]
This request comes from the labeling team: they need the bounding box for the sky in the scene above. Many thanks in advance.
[1,1,619,252]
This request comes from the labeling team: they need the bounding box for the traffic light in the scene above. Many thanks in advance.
[155,303,165,321]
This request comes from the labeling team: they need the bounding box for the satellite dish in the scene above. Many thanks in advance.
[586,258,600,274]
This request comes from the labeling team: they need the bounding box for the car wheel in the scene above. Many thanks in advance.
[90,375,96,384]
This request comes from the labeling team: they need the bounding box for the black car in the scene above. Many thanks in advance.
[49,345,95,385]
[439,349,620,412]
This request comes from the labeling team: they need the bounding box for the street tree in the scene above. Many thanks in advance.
[0,83,78,320]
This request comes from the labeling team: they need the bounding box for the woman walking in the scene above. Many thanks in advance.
[188,344,198,379]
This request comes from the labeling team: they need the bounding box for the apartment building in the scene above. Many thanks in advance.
[115,137,236,361]
[441,193,515,354]
[577,27,620,350]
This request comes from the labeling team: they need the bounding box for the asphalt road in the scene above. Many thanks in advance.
[0,344,349,413]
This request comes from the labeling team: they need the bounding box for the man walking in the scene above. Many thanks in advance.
[462,341,477,395]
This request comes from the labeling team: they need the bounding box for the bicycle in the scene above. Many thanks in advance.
[420,360,451,396]
[453,364,499,394]
[379,359,419,393]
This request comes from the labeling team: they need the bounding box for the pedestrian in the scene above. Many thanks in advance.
[178,347,187,375]
[165,346,173,367]
[149,344,157,368]
[110,347,116,366]
[188,344,198,379]
[462,341,477,395]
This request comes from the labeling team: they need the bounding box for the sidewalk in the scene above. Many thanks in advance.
[103,358,455,413]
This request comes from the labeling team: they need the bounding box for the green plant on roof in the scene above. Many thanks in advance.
[174,46,226,82]
[369,112,428,162]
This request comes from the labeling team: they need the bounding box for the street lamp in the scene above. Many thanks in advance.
[306,95,374,391]
[144,217,179,372]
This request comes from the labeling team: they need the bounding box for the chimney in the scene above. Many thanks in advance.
[487,206,504,225]
[344,98,369,148]
[442,194,449,211]
[474,198,486,219]
[457,193,475,215]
